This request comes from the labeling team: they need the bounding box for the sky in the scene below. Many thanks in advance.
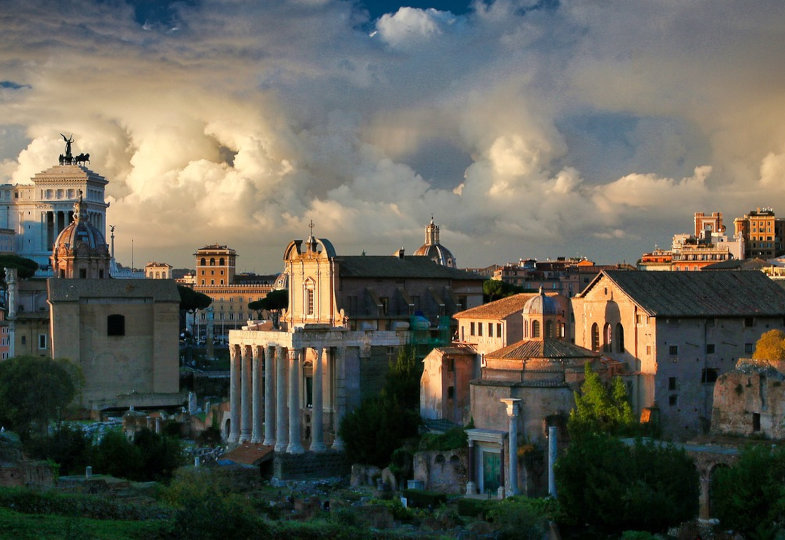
[2,1,785,273]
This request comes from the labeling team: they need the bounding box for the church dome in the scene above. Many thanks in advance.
[523,287,558,315]
[51,195,110,279]
[54,216,107,253]
[413,218,456,267]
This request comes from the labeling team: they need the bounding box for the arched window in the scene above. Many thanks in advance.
[603,323,612,352]
[107,314,125,336]
[219,258,225,266]
[210,258,215,266]
[591,323,599,351]
[532,320,540,338]
[305,279,315,316]
[200,258,206,265]
[545,320,553,338]
[616,323,625,353]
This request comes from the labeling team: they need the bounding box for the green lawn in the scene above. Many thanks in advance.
[0,507,170,539]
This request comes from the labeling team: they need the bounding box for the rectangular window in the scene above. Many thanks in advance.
[488,323,493,336]
[497,323,502,338]
[701,368,718,383]
[478,323,483,337]
[107,314,125,336]
[470,322,475,336]
[669,345,678,356]
[744,317,754,327]
[745,343,754,354]
[669,394,678,406]
[668,377,677,391]
[646,345,651,355]
[38,334,47,349]
[706,344,715,354]
[21,336,26,345]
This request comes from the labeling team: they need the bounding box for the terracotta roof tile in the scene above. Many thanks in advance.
[454,292,560,320]
[487,338,599,360]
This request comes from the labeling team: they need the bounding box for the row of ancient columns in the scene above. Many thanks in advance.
[228,344,345,453]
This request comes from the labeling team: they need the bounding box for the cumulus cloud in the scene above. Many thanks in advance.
[1,0,785,270]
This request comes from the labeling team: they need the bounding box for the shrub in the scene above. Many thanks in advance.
[401,489,447,509]
[711,444,785,534]
[456,497,492,518]
[162,468,268,539]
[24,425,91,476]
[555,434,699,534]
[418,426,468,451]
[0,487,171,521]
[486,497,549,540]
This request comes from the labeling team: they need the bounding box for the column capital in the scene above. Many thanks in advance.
[500,398,521,417]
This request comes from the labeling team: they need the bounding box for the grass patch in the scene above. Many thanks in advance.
[0,506,169,539]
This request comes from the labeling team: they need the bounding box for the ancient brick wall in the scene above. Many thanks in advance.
[274,450,349,480]
[412,448,467,494]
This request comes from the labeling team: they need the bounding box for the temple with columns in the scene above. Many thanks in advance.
[226,230,484,458]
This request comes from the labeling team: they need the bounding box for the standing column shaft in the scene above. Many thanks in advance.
[240,347,252,442]
[251,347,263,443]
[287,349,304,453]
[310,348,326,452]
[263,345,275,446]
[500,398,521,497]
[228,347,241,443]
[548,426,558,498]
[274,346,288,452]
[331,347,346,450]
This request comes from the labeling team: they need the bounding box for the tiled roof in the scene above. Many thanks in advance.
[487,338,599,360]
[219,443,274,467]
[595,270,785,317]
[336,255,483,280]
[701,258,768,271]
[454,292,558,320]
[48,278,181,302]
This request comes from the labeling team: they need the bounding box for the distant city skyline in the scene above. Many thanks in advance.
[2,1,785,273]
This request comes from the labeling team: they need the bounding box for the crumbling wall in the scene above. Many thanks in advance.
[412,448,467,494]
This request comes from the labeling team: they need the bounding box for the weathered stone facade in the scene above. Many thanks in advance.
[572,270,785,439]
[412,448,468,494]
[711,358,785,438]
[48,279,183,411]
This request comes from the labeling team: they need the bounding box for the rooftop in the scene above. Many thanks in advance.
[583,269,785,317]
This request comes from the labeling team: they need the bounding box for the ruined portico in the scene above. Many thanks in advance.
[227,324,407,452]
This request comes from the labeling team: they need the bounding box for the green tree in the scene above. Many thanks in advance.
[178,285,212,335]
[178,285,212,312]
[0,356,80,437]
[568,362,635,437]
[753,329,785,363]
[162,468,266,539]
[133,428,183,481]
[339,347,421,467]
[25,424,92,476]
[483,279,527,302]
[248,289,288,322]
[711,444,785,534]
[555,434,699,534]
[0,254,38,282]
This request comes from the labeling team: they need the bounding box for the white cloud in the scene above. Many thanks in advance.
[1,1,785,270]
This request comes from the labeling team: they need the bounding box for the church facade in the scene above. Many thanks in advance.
[227,233,484,452]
